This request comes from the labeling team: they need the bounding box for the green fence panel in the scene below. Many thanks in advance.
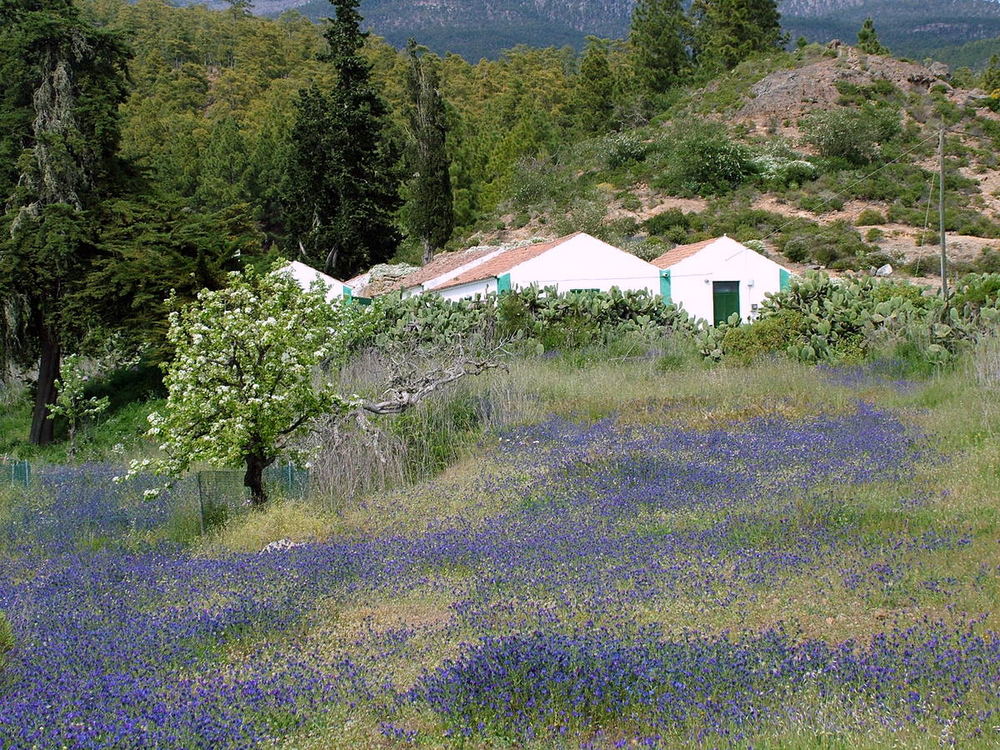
[1,459,30,487]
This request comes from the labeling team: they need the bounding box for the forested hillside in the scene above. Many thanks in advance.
[160,0,1000,62]
[4,0,1000,450]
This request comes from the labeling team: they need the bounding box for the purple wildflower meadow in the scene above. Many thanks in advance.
[0,403,995,747]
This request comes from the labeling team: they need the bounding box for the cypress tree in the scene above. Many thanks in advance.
[575,36,616,134]
[284,0,401,278]
[0,0,131,445]
[857,17,889,56]
[629,0,691,97]
[404,40,453,264]
[691,0,784,72]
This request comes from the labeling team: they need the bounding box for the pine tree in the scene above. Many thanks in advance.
[982,54,1000,93]
[575,36,616,134]
[857,17,889,56]
[0,0,131,445]
[195,116,250,211]
[691,0,784,72]
[404,40,453,264]
[629,0,691,97]
[284,0,401,278]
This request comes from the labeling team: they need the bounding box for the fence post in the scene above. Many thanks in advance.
[196,473,205,535]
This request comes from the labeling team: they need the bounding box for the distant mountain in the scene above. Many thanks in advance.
[220,0,1000,63]
[780,0,1000,61]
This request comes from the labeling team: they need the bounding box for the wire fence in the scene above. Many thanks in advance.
[0,458,310,539]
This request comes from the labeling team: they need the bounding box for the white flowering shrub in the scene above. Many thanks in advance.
[48,353,110,457]
[132,265,372,505]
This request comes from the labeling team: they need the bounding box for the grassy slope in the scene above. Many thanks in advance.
[188,348,1000,748]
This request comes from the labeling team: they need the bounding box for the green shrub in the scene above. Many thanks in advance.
[605,133,648,169]
[721,311,804,364]
[856,209,886,226]
[0,610,12,670]
[654,125,755,196]
[797,191,845,213]
[643,208,692,243]
[778,221,876,268]
[801,105,901,165]
[752,154,818,189]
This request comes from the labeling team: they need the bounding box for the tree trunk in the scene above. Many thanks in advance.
[421,237,434,265]
[244,451,271,506]
[29,327,60,446]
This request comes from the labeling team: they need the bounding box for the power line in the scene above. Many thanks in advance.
[754,129,945,247]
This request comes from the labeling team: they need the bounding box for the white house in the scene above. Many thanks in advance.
[349,245,506,299]
[280,261,353,302]
[650,236,793,325]
[430,232,661,301]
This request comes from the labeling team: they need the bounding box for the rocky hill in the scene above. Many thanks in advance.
[470,44,1000,283]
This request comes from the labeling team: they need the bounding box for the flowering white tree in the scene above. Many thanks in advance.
[136,266,368,505]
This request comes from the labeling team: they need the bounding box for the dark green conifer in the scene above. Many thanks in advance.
[982,54,1000,93]
[0,0,131,445]
[404,40,453,264]
[691,0,784,72]
[284,0,401,278]
[575,37,616,134]
[629,0,691,96]
[857,17,889,56]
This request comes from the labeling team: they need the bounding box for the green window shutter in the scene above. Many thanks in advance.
[343,287,353,301]
[779,268,791,292]
[659,269,672,304]
[497,273,512,293]
[712,281,740,326]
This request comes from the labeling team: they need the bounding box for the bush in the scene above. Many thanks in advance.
[721,311,804,364]
[643,208,692,243]
[856,209,886,226]
[753,154,818,190]
[801,105,901,165]
[605,133,648,169]
[778,221,876,268]
[655,125,755,196]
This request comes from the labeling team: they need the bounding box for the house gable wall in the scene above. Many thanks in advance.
[507,234,659,293]
[666,238,790,324]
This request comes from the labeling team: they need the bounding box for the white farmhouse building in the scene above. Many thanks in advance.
[349,245,506,299]
[650,236,793,325]
[430,232,661,301]
[280,261,353,302]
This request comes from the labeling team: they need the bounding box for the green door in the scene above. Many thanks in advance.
[712,281,740,326]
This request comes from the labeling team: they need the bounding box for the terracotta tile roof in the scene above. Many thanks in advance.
[375,246,502,295]
[436,233,581,290]
[650,238,718,269]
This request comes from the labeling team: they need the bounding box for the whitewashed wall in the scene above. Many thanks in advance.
[437,278,496,301]
[509,234,660,294]
[280,261,351,302]
[666,237,789,324]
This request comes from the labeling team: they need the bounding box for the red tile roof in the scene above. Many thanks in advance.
[360,246,502,296]
[436,233,581,290]
[650,238,718,269]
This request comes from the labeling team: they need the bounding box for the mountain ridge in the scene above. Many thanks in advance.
[196,0,1000,62]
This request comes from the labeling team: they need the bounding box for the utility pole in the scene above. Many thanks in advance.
[939,128,949,303]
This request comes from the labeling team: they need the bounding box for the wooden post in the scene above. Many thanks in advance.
[939,128,949,303]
